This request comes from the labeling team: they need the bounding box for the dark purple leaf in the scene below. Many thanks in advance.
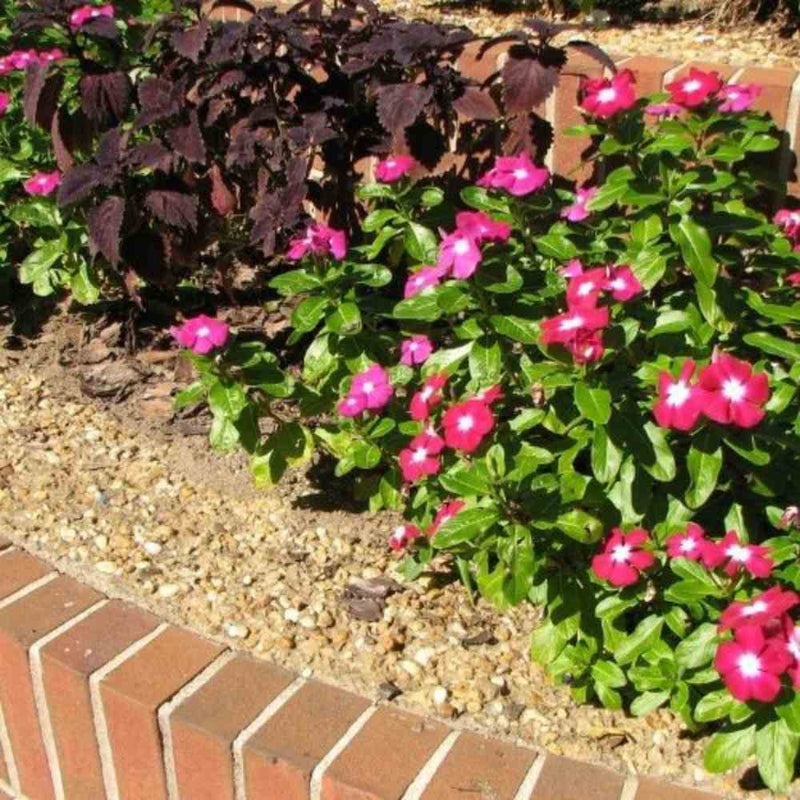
[80,72,131,124]
[121,230,172,290]
[57,163,105,206]
[203,69,245,100]
[376,84,433,135]
[96,128,127,172]
[209,164,236,217]
[566,40,617,74]
[137,77,184,127]
[502,53,560,114]
[453,87,498,121]
[145,190,198,230]
[507,112,553,161]
[80,15,118,39]
[405,120,446,170]
[205,97,232,126]
[127,141,173,173]
[166,111,206,165]
[171,19,209,63]
[88,196,125,266]
[50,108,94,172]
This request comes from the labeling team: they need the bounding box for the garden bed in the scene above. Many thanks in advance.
[0,314,776,800]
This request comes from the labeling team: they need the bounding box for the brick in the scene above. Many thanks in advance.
[456,40,510,85]
[99,627,225,800]
[737,66,796,128]
[636,777,721,800]
[244,680,370,800]
[617,55,679,96]
[322,707,449,800]
[170,656,294,800]
[0,550,52,601]
[420,732,535,800]
[0,576,103,800]
[530,754,625,800]
[552,51,604,181]
[40,600,159,800]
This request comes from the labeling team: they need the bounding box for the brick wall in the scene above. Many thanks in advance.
[0,540,723,800]
[202,2,800,199]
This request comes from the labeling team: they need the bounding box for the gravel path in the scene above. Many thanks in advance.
[0,327,786,799]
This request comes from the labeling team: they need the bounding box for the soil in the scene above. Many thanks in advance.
[0,306,793,800]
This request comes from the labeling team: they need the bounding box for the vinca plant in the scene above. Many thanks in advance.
[172,67,800,791]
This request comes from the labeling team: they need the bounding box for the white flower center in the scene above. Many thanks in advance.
[362,381,375,394]
[420,386,434,401]
[453,239,470,255]
[386,159,396,168]
[609,278,626,290]
[197,326,210,338]
[737,653,761,678]
[597,87,617,102]
[408,342,418,352]
[457,415,474,432]
[611,544,632,563]
[666,381,691,407]
[513,168,529,180]
[727,91,739,100]
[559,315,584,332]
[790,633,800,660]
[742,600,768,617]
[577,282,595,296]
[727,544,751,563]
[722,378,746,402]
[411,447,428,463]
[679,538,696,553]
[683,79,702,92]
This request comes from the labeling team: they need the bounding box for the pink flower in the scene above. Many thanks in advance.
[409,374,447,421]
[0,56,12,74]
[427,500,465,537]
[719,587,799,631]
[665,522,709,561]
[666,68,723,108]
[375,155,417,182]
[603,265,642,302]
[436,230,482,280]
[592,528,655,587]
[779,616,800,688]
[40,48,65,63]
[476,384,503,405]
[645,103,684,118]
[788,272,800,286]
[0,93,9,116]
[442,399,494,453]
[70,3,115,27]
[389,524,422,551]
[540,306,609,346]
[561,186,597,223]
[477,153,550,197]
[715,625,791,703]
[9,50,39,69]
[580,69,637,118]
[286,223,347,261]
[718,83,761,113]
[698,353,770,429]
[568,330,604,365]
[455,211,511,244]
[169,314,230,355]
[400,335,433,366]
[703,531,773,579]
[653,359,707,432]
[566,268,606,309]
[399,432,445,482]
[775,209,800,251]
[350,365,393,411]
[23,171,61,196]
[559,259,584,279]
[404,266,446,298]
[337,394,366,417]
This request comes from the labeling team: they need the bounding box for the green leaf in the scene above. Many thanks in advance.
[756,720,799,793]
[490,314,539,344]
[591,660,627,689]
[631,248,667,290]
[421,187,444,208]
[460,186,510,214]
[503,529,535,604]
[676,623,718,669]
[695,690,736,723]
[557,509,603,544]
[326,302,362,335]
[362,209,399,232]
[776,692,800,734]
[439,462,492,496]
[630,691,669,717]
[353,441,381,469]
[704,727,756,774]
[69,259,101,305]
[432,507,500,548]
[208,381,247,420]
[585,179,630,211]
[744,332,800,362]
[506,443,555,482]
[670,216,717,287]
[615,616,663,665]
[630,214,663,245]
[18,238,66,296]
[292,296,330,332]
[591,426,622,484]
[268,269,322,296]
[251,422,314,487]
[686,430,723,509]
[595,682,623,710]
[174,380,205,410]
[745,134,779,152]
[469,336,502,385]
[393,293,442,322]
[535,233,577,261]
[404,222,439,263]
[422,342,473,375]
[574,384,611,425]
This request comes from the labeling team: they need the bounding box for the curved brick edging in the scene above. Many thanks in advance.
[0,538,722,800]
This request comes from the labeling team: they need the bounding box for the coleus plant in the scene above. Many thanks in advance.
[11,0,603,303]
[173,69,800,791]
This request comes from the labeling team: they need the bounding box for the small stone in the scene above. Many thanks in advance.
[95,561,116,574]
[225,624,250,639]
[93,534,108,550]
[284,608,300,623]
[143,541,162,556]
[317,611,334,628]
[486,700,504,717]
[398,660,422,678]
[158,583,181,599]
[299,615,316,629]
[414,647,436,667]
[432,686,448,705]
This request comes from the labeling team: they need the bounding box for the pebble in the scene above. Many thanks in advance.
[225,624,250,639]
[95,561,116,574]
[432,686,448,705]
[143,542,162,556]
[158,583,181,599]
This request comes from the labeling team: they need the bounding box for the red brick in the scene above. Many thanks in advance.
[530,754,625,800]
[456,40,510,85]
[244,680,370,800]
[552,51,604,181]
[420,732,536,800]
[617,55,679,96]
[0,550,52,601]
[322,707,449,800]
[99,627,225,800]
[40,600,159,800]
[170,656,294,800]
[0,576,103,800]
[636,777,721,800]
[737,66,796,128]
